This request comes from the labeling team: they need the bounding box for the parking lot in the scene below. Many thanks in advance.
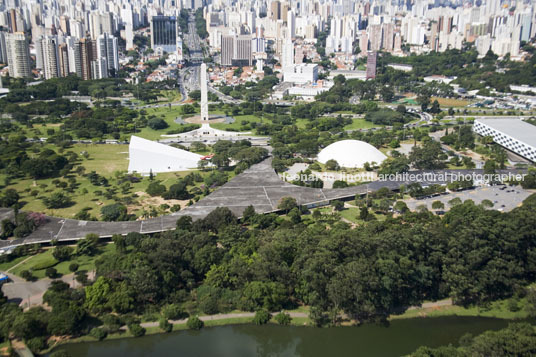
[404,185,532,212]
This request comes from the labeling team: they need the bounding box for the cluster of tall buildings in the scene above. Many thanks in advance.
[0,3,122,79]
[1,0,534,80]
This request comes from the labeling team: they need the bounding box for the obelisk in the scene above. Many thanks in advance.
[200,63,209,122]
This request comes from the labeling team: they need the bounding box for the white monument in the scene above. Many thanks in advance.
[200,63,209,122]
[162,64,247,139]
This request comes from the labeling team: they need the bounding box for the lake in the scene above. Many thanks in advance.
[53,316,513,357]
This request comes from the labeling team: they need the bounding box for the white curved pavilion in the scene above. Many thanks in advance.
[128,135,203,174]
[317,139,387,168]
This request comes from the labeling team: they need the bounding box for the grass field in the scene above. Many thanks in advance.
[0,255,29,272]
[343,118,381,131]
[431,97,471,107]
[10,244,115,279]
[210,113,264,131]
[136,106,199,140]
[1,143,198,219]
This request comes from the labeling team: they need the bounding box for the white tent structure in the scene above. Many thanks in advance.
[128,135,203,174]
[317,140,387,168]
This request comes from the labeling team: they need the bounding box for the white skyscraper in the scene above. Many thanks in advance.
[97,33,119,76]
[6,32,31,78]
[39,35,61,79]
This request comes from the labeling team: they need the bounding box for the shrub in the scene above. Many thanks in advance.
[68,263,79,272]
[31,258,58,270]
[253,309,271,325]
[186,316,204,330]
[275,312,292,325]
[159,318,173,333]
[128,323,146,337]
[90,327,108,341]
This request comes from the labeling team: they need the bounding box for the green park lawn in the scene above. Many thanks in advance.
[10,243,115,279]
[210,113,264,131]
[343,118,381,130]
[136,106,199,140]
[1,143,195,219]
[0,255,29,272]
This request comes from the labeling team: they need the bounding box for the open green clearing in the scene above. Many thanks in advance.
[343,118,381,130]
[10,244,115,279]
[1,143,210,219]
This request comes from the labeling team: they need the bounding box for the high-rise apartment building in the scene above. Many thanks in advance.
[150,16,178,53]
[6,32,31,78]
[366,51,377,80]
[221,34,252,66]
[39,36,61,79]
[97,33,119,76]
[58,43,69,77]
[79,37,95,80]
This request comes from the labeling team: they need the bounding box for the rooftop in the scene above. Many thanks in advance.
[475,119,536,148]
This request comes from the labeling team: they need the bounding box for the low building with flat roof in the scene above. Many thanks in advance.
[473,119,536,162]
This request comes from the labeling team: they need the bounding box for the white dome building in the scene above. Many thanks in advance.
[317,140,387,169]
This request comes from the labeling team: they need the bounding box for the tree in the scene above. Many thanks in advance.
[359,206,369,220]
[100,203,128,221]
[68,263,79,272]
[484,160,496,175]
[253,309,271,325]
[42,192,73,209]
[448,197,462,207]
[45,267,58,278]
[393,201,409,214]
[275,312,292,325]
[85,276,111,313]
[186,316,204,330]
[112,234,126,254]
[242,205,256,223]
[325,159,340,171]
[159,318,173,332]
[0,189,19,207]
[430,99,441,114]
[176,216,193,230]
[147,118,169,130]
[331,200,344,211]
[431,200,445,211]
[76,233,99,256]
[90,327,107,341]
[380,86,395,102]
[146,181,166,196]
[52,246,73,261]
[162,304,186,320]
[128,323,146,337]
[278,197,297,213]
[409,140,446,170]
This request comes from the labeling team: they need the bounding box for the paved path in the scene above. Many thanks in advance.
[2,270,95,309]
[136,299,453,330]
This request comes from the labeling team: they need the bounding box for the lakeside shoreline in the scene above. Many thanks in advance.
[44,297,534,354]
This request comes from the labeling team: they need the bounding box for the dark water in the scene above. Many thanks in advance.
[54,316,513,357]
